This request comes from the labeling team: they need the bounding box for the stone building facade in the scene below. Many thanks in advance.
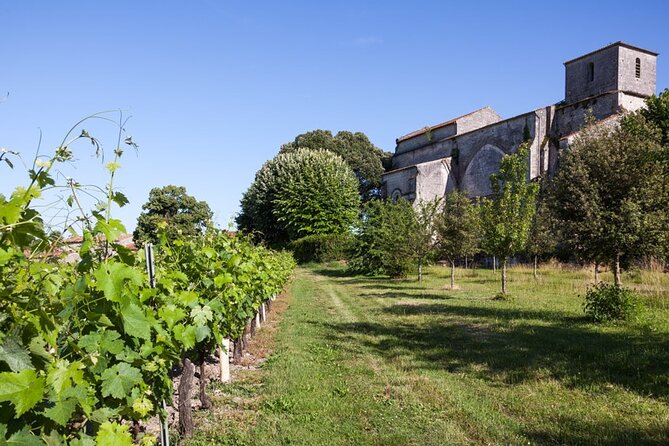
[382,42,658,203]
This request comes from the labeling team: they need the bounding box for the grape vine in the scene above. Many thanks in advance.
[0,114,295,445]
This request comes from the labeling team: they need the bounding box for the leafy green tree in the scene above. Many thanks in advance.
[349,198,418,278]
[549,120,669,286]
[237,155,291,246]
[480,143,539,296]
[437,191,481,289]
[410,198,442,282]
[638,88,669,147]
[133,185,213,247]
[280,129,392,200]
[237,149,360,245]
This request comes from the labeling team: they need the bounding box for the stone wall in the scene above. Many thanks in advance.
[565,45,619,104]
[415,158,455,202]
[394,107,502,157]
[383,166,417,201]
[552,92,620,138]
[456,111,540,197]
[618,46,657,97]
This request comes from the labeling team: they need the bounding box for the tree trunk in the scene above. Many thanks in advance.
[450,260,456,289]
[246,318,254,339]
[198,350,212,410]
[465,256,468,269]
[178,358,195,438]
[594,262,600,283]
[493,256,497,273]
[614,255,622,286]
[130,421,140,443]
[533,255,538,280]
[501,257,508,295]
[233,337,243,363]
[418,258,423,282]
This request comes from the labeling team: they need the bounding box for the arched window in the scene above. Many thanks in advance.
[587,62,594,82]
[635,58,641,78]
[390,189,402,203]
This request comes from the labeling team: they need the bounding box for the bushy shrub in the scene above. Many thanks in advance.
[289,233,354,263]
[583,283,644,322]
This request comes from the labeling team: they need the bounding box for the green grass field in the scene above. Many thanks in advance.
[186,263,669,445]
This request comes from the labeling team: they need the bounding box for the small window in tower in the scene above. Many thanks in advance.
[587,62,594,82]
[635,58,641,78]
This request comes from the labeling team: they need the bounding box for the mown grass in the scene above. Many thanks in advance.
[186,263,669,445]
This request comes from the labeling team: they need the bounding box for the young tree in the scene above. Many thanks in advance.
[549,120,669,286]
[133,185,213,247]
[525,194,556,279]
[480,143,539,296]
[437,191,481,289]
[410,198,442,282]
[237,149,360,246]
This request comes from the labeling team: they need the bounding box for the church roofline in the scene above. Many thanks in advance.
[381,164,418,177]
[564,41,658,66]
[395,106,496,143]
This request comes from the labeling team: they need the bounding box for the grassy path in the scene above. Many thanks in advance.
[188,265,669,445]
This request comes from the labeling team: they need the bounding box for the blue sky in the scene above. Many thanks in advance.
[1,1,668,232]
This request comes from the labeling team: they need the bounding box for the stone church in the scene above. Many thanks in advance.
[382,41,658,202]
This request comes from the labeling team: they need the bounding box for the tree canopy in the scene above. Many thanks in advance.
[549,117,669,285]
[237,149,360,246]
[279,129,392,201]
[133,185,213,247]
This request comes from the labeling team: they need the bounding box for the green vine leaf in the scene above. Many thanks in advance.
[100,363,142,399]
[0,337,33,372]
[157,304,186,330]
[121,303,151,340]
[95,422,133,446]
[0,370,45,416]
[42,397,77,426]
[2,426,43,446]
[93,262,143,303]
[47,359,84,394]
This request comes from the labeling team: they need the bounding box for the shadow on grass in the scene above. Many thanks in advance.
[384,302,581,322]
[358,284,438,291]
[318,301,669,404]
[310,267,352,278]
[359,292,452,301]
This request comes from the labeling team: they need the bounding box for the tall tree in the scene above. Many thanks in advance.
[280,129,392,201]
[237,149,360,246]
[133,185,212,247]
[549,120,669,286]
[480,143,539,296]
[437,191,481,289]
